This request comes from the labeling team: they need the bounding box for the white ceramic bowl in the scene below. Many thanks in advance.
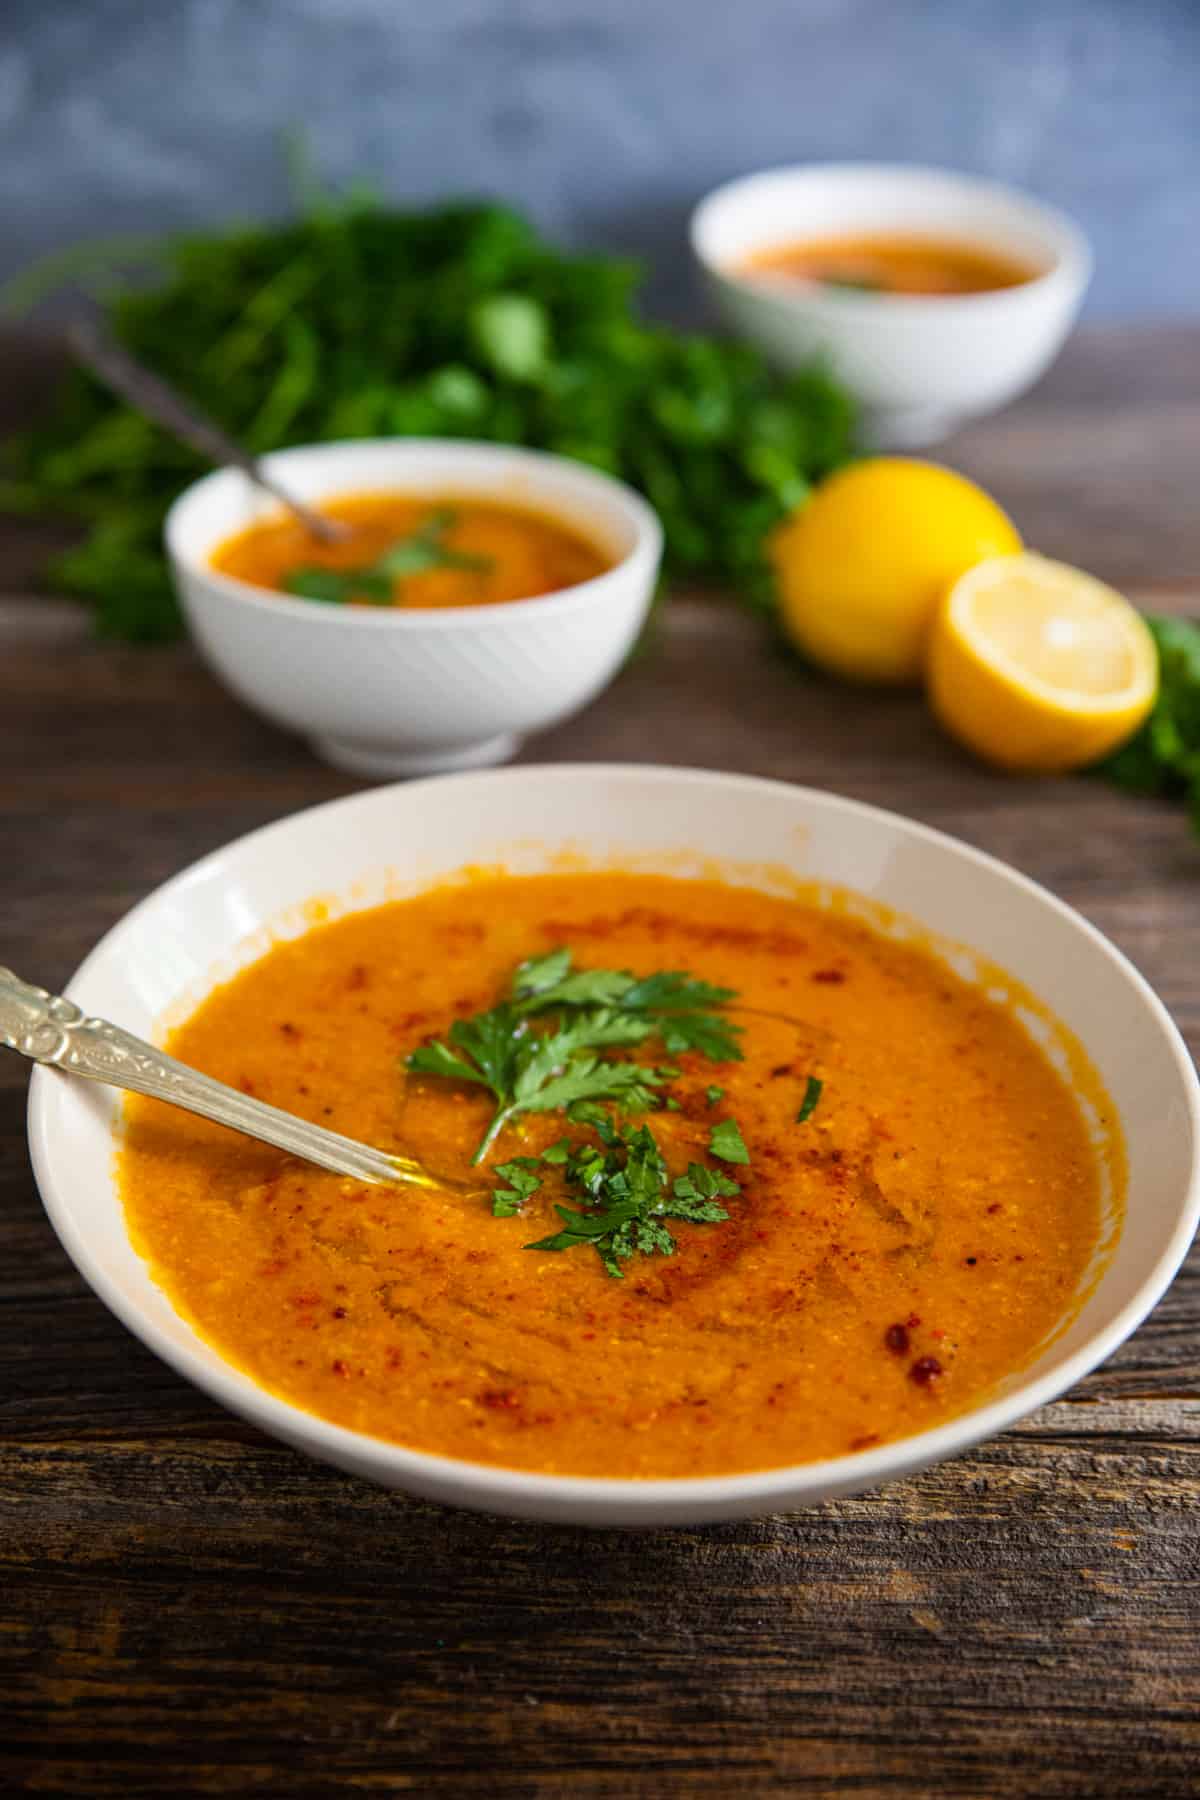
[165,441,662,778]
[691,162,1092,447]
[27,767,1199,1527]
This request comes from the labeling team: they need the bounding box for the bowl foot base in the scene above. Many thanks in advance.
[312,733,520,780]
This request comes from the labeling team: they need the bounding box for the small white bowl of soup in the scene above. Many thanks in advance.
[25,767,1200,1526]
[691,163,1092,447]
[165,439,662,778]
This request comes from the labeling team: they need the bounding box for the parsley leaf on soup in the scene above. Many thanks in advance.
[709,1118,750,1165]
[410,947,743,1163]
[525,1123,737,1279]
[408,998,662,1163]
[491,1158,543,1218]
[512,948,743,1062]
[796,1076,823,1123]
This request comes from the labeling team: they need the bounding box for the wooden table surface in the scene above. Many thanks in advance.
[3,327,1198,1798]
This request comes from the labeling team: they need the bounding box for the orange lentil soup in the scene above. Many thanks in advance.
[210,492,610,610]
[119,874,1116,1478]
[737,233,1040,296]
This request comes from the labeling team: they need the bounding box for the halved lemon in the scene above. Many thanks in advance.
[927,553,1159,773]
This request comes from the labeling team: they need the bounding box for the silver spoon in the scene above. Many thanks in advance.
[67,316,351,545]
[1,966,441,1190]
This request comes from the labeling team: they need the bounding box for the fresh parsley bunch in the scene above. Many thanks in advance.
[2,196,856,641]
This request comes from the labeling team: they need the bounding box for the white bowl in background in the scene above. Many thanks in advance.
[27,766,1199,1527]
[691,162,1092,447]
[165,440,662,779]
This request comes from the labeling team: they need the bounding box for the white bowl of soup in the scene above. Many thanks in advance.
[165,440,662,778]
[691,163,1092,447]
[26,766,1199,1526]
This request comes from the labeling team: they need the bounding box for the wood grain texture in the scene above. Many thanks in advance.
[1,326,1198,1798]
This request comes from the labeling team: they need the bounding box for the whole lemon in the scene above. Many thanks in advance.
[770,457,1022,683]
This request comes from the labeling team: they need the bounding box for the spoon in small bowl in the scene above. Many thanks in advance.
[67,316,351,545]
[1,965,449,1191]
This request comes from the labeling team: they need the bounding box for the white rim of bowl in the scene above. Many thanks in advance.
[689,160,1094,312]
[27,765,1200,1513]
[163,439,664,631]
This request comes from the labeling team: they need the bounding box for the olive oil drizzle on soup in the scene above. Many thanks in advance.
[119,874,1115,1479]
[211,492,611,610]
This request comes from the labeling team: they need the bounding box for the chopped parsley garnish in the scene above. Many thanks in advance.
[408,947,741,1162]
[708,1117,750,1165]
[796,1075,823,1123]
[284,508,493,606]
[705,1084,724,1107]
[407,948,755,1275]
[491,1158,543,1218]
[672,1163,741,1205]
[524,1121,738,1279]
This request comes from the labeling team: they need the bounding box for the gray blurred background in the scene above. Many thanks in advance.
[1,0,1195,319]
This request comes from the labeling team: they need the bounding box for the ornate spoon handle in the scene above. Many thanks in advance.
[1,966,436,1190]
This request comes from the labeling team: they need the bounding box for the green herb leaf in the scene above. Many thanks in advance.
[491,1158,542,1217]
[513,961,637,1014]
[511,946,573,998]
[565,1100,619,1138]
[469,293,551,381]
[511,948,742,1061]
[614,970,744,1060]
[283,566,392,605]
[709,1118,750,1165]
[1095,616,1200,840]
[443,1008,527,1101]
[407,1038,494,1089]
[796,1075,823,1123]
[705,1084,724,1107]
[670,1161,740,1219]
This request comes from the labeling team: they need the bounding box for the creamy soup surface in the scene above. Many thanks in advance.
[120,873,1117,1478]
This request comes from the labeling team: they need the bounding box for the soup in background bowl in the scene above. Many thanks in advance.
[737,232,1040,297]
[27,768,1199,1526]
[211,492,611,611]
